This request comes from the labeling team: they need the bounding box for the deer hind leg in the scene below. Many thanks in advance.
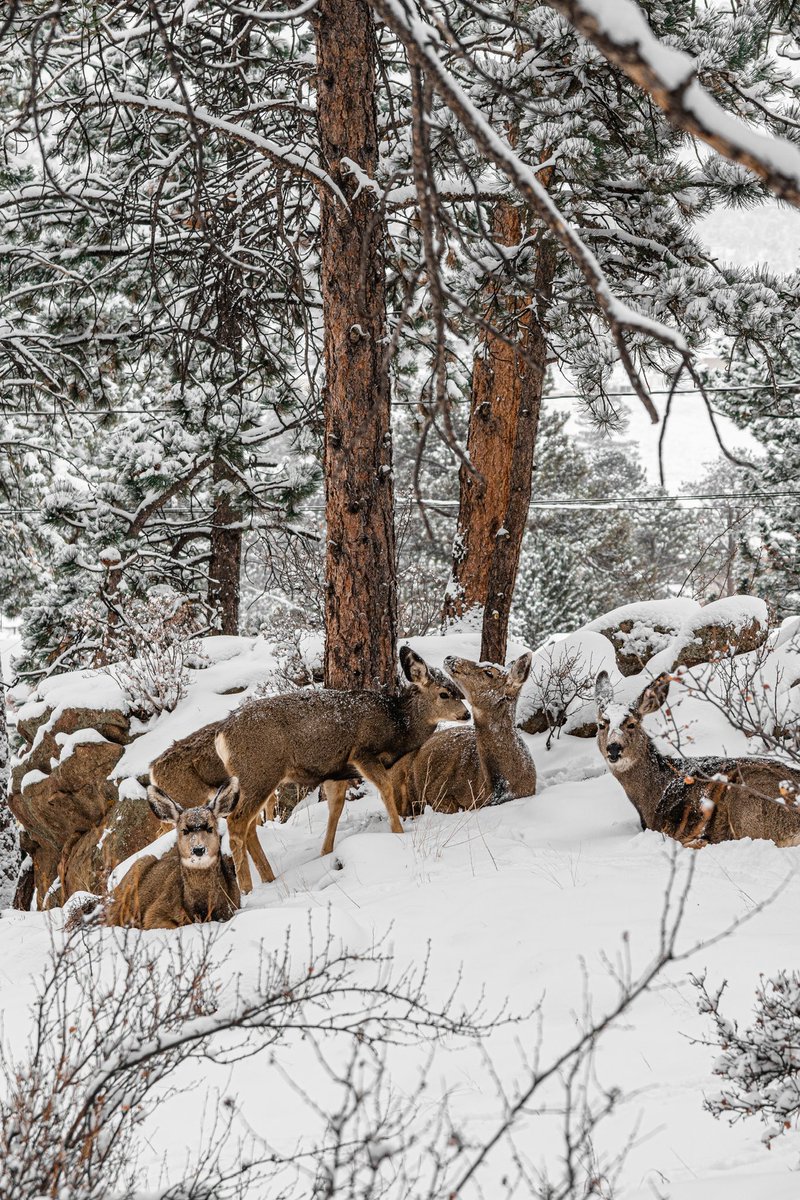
[321,780,349,857]
[355,759,404,834]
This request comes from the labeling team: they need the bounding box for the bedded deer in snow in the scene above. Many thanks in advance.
[214,646,469,892]
[595,670,800,848]
[393,653,537,814]
[69,784,241,930]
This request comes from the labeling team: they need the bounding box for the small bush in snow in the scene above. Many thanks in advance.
[526,643,601,747]
[695,971,800,1146]
[105,592,205,716]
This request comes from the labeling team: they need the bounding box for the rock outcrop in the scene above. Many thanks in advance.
[9,700,161,909]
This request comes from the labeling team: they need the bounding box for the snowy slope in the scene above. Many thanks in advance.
[2,699,800,1196]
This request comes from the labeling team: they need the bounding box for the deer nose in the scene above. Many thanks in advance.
[192,845,206,857]
[606,743,623,763]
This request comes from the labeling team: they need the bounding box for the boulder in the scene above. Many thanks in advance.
[669,597,770,669]
[586,599,699,677]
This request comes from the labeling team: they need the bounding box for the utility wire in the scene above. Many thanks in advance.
[1,381,800,419]
[0,490,792,518]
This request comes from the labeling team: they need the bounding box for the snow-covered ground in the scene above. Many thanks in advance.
[3,643,800,1196]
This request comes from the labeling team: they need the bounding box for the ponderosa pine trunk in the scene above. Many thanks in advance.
[315,0,397,691]
[443,199,557,664]
[0,690,19,909]
[208,460,243,637]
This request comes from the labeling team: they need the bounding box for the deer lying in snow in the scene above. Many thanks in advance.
[394,653,537,814]
[214,646,469,892]
[69,784,240,930]
[595,670,800,848]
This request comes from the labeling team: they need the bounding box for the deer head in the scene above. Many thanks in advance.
[148,782,238,871]
[443,653,532,719]
[399,646,469,723]
[595,671,671,774]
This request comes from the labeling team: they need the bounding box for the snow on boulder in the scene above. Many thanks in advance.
[518,630,619,737]
[652,595,771,673]
[586,598,699,677]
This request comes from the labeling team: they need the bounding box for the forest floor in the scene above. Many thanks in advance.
[2,715,800,1197]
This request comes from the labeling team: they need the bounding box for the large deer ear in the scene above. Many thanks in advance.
[148,785,183,825]
[595,670,614,715]
[210,778,239,819]
[635,672,672,717]
[506,652,532,693]
[400,645,430,684]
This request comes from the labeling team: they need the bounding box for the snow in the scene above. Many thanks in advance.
[586,597,699,635]
[53,727,108,764]
[111,635,283,783]
[3,751,800,1196]
[5,624,800,1195]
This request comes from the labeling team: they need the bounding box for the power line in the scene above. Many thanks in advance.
[2,380,800,419]
[0,489,794,519]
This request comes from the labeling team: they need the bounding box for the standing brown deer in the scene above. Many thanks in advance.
[149,721,301,822]
[395,653,537,814]
[79,784,240,929]
[595,670,800,847]
[150,721,229,808]
[214,646,469,892]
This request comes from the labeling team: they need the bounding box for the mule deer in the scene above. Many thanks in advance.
[67,783,241,930]
[149,721,300,821]
[595,670,800,847]
[396,653,537,814]
[150,721,229,808]
[214,646,469,892]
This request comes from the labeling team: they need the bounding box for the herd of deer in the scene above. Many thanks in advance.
[74,647,800,931]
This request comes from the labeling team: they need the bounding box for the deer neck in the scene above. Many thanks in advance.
[180,857,222,919]
[392,689,437,755]
[614,738,675,830]
[472,700,533,802]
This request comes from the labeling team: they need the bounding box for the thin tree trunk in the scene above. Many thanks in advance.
[0,687,20,909]
[315,0,397,691]
[443,199,557,664]
[208,460,243,636]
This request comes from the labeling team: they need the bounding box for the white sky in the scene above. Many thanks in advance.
[556,202,800,489]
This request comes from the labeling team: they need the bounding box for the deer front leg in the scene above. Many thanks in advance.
[354,759,404,834]
[228,812,255,895]
[246,814,276,883]
[321,780,349,856]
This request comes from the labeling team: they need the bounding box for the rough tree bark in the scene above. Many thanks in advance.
[0,688,20,909]
[443,195,557,665]
[208,460,243,636]
[315,0,397,691]
[206,15,247,638]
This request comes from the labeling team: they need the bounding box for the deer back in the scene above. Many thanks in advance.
[150,721,228,809]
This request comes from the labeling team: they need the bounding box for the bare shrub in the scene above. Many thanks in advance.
[525,645,602,747]
[104,593,207,717]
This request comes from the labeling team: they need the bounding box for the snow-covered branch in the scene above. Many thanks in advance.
[370,0,689,423]
[548,0,800,207]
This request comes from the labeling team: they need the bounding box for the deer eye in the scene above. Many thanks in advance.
[439,690,451,700]
[625,721,637,730]
[598,719,608,729]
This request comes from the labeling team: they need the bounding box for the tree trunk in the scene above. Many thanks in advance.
[208,460,242,636]
[0,688,20,909]
[315,0,397,691]
[443,198,557,664]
